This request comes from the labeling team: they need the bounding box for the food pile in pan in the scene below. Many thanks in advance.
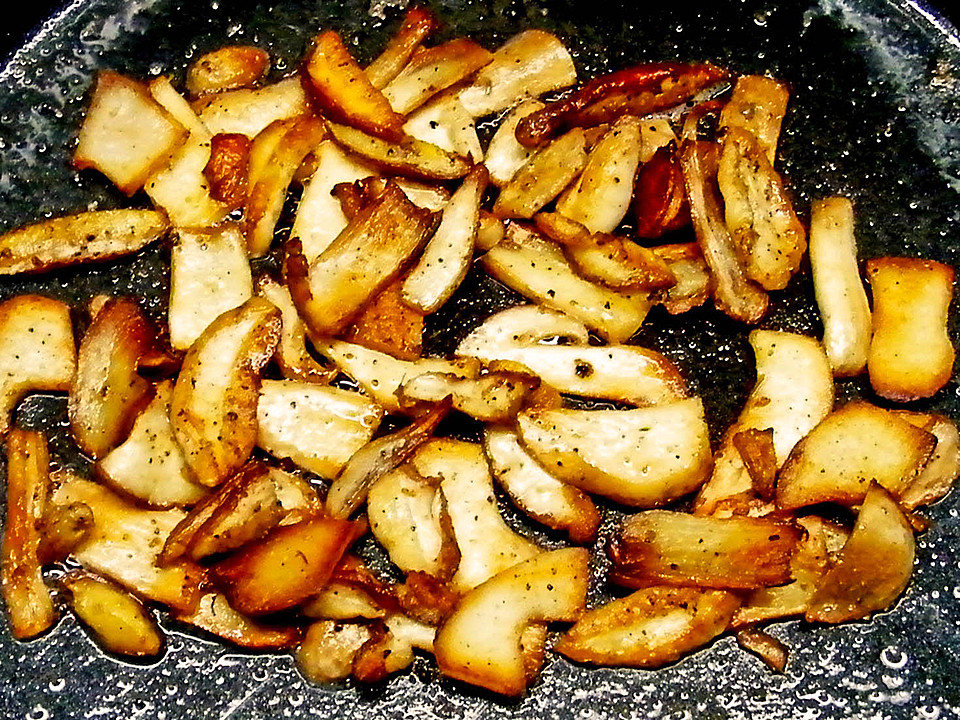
[0,6,956,696]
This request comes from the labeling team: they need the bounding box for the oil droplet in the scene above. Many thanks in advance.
[26,706,50,720]
[881,645,908,669]
[47,679,65,692]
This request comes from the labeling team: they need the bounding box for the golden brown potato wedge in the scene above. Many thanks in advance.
[434,548,588,696]
[302,30,405,141]
[555,586,739,668]
[186,45,270,96]
[256,379,383,479]
[398,370,538,423]
[325,400,450,519]
[97,380,206,508]
[212,516,364,615]
[517,399,712,507]
[0,295,76,436]
[74,71,188,194]
[383,39,492,115]
[895,412,960,510]
[193,77,309,137]
[717,127,806,291]
[483,100,544,187]
[866,257,955,401]
[777,401,937,510]
[341,279,425,361]
[51,476,204,611]
[492,128,587,219]
[60,571,164,658]
[326,121,471,181]
[171,298,281,487]
[414,439,540,592]
[403,92,483,163]
[680,139,768,323]
[458,29,577,118]
[806,484,915,623]
[481,225,651,343]
[402,165,487,313]
[0,209,168,276]
[1,430,56,639]
[809,197,871,376]
[204,132,251,208]
[484,425,600,543]
[732,427,778,500]
[69,297,154,460]
[297,620,373,683]
[555,116,642,234]
[174,591,300,649]
[719,75,789,165]
[609,510,803,590]
[365,7,440,89]
[284,182,437,337]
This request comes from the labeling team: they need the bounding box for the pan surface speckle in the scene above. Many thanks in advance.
[1,1,959,718]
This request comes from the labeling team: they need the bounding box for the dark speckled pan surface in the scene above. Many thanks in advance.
[1,0,959,717]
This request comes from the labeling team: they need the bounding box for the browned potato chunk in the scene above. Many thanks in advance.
[806,484,915,623]
[0,209,168,276]
[204,132,251,208]
[609,511,803,590]
[74,71,188,194]
[0,295,76,435]
[866,257,955,401]
[397,370,538,423]
[212,516,364,615]
[174,591,301,649]
[171,298,280,486]
[777,401,937,510]
[719,75,790,164]
[434,548,589,696]
[1,430,56,639]
[61,572,164,658]
[186,45,270,96]
[341,279,425,361]
[555,586,739,668]
[69,298,154,460]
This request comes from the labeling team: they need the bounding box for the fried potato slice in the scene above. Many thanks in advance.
[458,29,577,118]
[256,379,383,479]
[304,582,387,621]
[51,476,203,611]
[383,39,492,115]
[517,398,712,507]
[256,276,336,383]
[555,586,739,668]
[147,74,208,135]
[352,614,437,682]
[97,380,206,508]
[171,298,281,486]
[717,127,806,291]
[492,128,587,219]
[481,225,651,343]
[609,511,802,590]
[895,412,960,510]
[326,121,471,181]
[651,242,712,314]
[680,139,768,323]
[414,439,540,592]
[806,484,915,623]
[483,100,544,187]
[193,77,309,137]
[144,132,231,228]
[341,279,425,361]
[402,165,487,313]
[245,116,328,256]
[212,516,363,615]
[719,75,789,165]
[484,425,600,543]
[809,197,871,376]
[0,209,168,276]
[325,400,450,519]
[74,71,188,194]
[61,572,164,658]
[37,500,94,566]
[866,257,955,401]
[174,591,300,649]
[365,7,440,89]
[284,183,437,337]
[317,338,478,412]
[303,30,405,141]
[403,92,483,163]
[555,116,642,233]
[434,548,588,696]
[459,304,590,348]
[69,298,154,460]
[186,46,270,96]
[777,401,937,510]
[0,295,76,436]
[298,620,373,683]
[398,369,538,422]
[367,466,458,578]
[204,132,251,208]
[1,430,56,639]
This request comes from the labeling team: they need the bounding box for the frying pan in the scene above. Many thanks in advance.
[1,0,960,717]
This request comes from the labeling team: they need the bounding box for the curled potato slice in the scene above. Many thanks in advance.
[894,412,960,510]
[186,45,270,96]
[397,370,538,423]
